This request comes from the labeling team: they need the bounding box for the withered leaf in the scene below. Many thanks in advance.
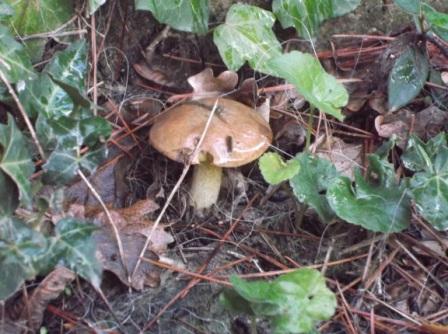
[19,267,75,331]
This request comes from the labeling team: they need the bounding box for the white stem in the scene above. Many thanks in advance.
[190,163,223,209]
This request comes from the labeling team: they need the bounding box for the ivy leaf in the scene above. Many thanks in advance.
[272,0,360,38]
[0,216,101,300]
[423,4,448,41]
[259,152,300,185]
[388,45,429,112]
[53,218,101,287]
[290,153,340,223]
[0,171,18,216]
[0,3,14,20]
[0,114,34,208]
[0,217,51,300]
[135,0,209,35]
[267,51,348,120]
[402,134,448,230]
[88,0,107,15]
[45,40,88,98]
[4,0,73,36]
[43,146,107,185]
[0,25,36,83]
[221,269,337,334]
[3,0,73,61]
[327,154,411,232]
[394,0,421,14]
[19,73,74,119]
[213,3,282,74]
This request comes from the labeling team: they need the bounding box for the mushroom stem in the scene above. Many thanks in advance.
[190,162,223,209]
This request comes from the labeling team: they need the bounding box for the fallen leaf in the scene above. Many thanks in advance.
[187,67,238,98]
[313,136,363,179]
[94,229,162,290]
[19,267,75,331]
[375,106,448,148]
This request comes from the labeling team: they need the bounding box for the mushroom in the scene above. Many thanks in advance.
[149,97,272,209]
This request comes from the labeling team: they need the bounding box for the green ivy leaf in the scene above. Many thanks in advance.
[213,3,282,74]
[221,269,336,334]
[423,4,448,41]
[0,216,101,300]
[45,40,88,98]
[0,171,19,216]
[267,51,348,120]
[4,0,73,36]
[393,0,421,14]
[402,134,448,230]
[259,152,300,185]
[53,218,101,287]
[0,3,14,20]
[290,153,340,223]
[3,0,73,61]
[0,217,51,300]
[272,0,360,38]
[136,0,209,34]
[88,0,107,15]
[19,73,74,119]
[0,114,34,208]
[0,25,36,83]
[43,146,107,185]
[327,154,411,232]
[388,45,429,112]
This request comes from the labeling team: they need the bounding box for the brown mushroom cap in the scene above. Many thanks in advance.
[149,98,272,168]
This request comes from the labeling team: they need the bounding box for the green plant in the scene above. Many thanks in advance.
[220,268,336,334]
[0,3,107,300]
[388,0,448,111]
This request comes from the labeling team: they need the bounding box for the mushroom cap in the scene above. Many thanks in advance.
[149,98,272,168]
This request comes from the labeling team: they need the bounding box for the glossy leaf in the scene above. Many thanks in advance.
[0,171,18,216]
[0,114,34,208]
[388,45,429,111]
[290,153,340,223]
[267,51,348,120]
[45,40,88,97]
[402,134,448,230]
[43,146,107,185]
[4,0,73,36]
[0,217,50,300]
[0,25,36,83]
[0,3,14,20]
[272,0,360,38]
[88,0,107,15]
[135,0,209,34]
[221,269,336,334]
[394,0,421,14]
[0,216,101,300]
[327,154,411,232]
[19,73,74,119]
[213,4,282,74]
[53,218,101,287]
[423,4,448,41]
[259,152,300,185]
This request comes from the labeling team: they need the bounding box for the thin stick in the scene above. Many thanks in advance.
[0,66,46,159]
[77,170,129,284]
[131,99,221,281]
[90,14,98,115]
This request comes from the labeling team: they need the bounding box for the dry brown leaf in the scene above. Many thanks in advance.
[375,106,448,148]
[95,229,162,290]
[19,267,75,331]
[314,136,363,179]
[187,68,238,99]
